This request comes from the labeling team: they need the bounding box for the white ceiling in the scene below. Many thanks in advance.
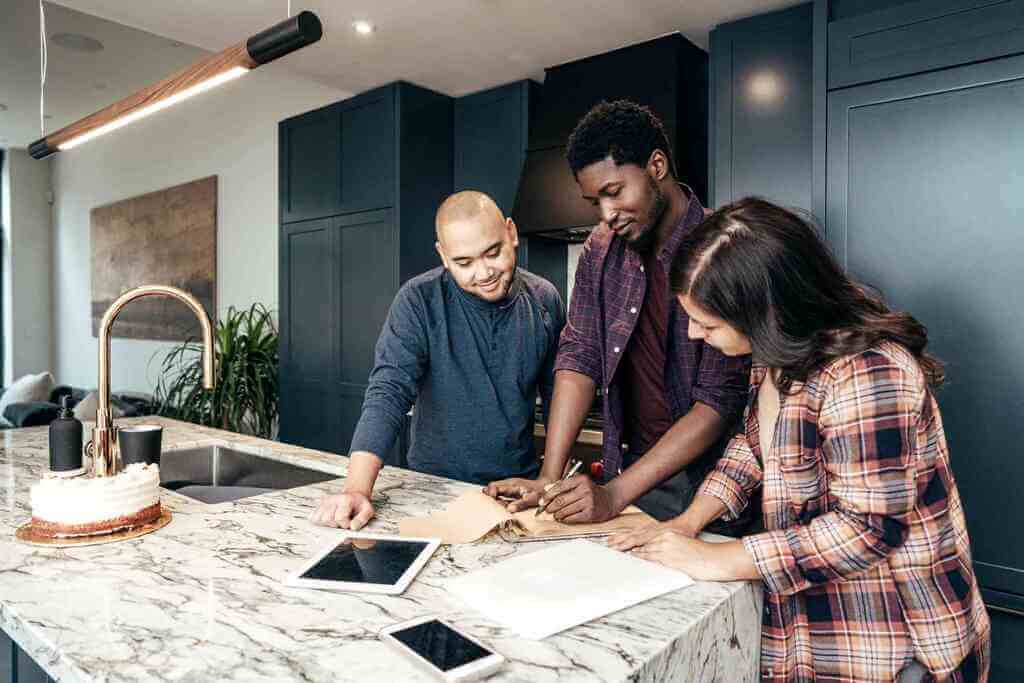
[1,0,803,150]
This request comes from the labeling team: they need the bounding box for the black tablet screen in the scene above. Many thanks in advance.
[391,620,491,671]
[300,538,429,584]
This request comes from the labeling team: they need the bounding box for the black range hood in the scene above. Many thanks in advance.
[512,33,709,241]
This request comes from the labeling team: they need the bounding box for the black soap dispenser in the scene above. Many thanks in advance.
[49,396,84,476]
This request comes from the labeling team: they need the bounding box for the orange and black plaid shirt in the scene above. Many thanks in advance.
[699,341,991,681]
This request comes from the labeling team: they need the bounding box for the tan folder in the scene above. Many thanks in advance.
[398,489,657,544]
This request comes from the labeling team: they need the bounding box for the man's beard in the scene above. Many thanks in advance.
[625,177,667,255]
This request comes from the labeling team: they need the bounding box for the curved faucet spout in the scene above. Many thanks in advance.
[91,285,215,477]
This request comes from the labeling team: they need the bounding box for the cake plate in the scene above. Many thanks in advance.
[15,508,172,548]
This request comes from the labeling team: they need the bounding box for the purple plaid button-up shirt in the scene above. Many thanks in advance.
[554,188,750,480]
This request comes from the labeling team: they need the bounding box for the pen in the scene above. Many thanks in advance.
[536,458,583,517]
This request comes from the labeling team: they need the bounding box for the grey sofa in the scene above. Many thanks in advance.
[0,385,155,429]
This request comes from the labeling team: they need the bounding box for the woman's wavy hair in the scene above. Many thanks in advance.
[669,197,943,393]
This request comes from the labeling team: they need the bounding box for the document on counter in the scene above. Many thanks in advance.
[397,490,657,544]
[446,539,694,639]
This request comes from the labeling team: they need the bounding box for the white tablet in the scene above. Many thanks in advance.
[286,532,440,595]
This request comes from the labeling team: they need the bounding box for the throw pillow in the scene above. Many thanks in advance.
[4,401,62,428]
[73,391,126,422]
[0,372,56,418]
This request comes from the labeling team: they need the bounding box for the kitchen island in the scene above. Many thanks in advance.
[0,418,761,682]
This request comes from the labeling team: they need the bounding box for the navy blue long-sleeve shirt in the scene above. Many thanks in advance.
[349,267,565,484]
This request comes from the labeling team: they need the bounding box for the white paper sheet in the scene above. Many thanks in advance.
[445,539,695,640]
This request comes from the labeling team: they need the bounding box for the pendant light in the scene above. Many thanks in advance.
[29,11,322,159]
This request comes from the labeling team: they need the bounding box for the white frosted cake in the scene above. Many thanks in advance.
[29,463,162,538]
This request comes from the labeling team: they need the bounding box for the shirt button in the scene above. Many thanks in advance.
[630,307,637,314]
[613,346,620,353]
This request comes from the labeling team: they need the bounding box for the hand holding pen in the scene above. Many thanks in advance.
[535,458,584,516]
[537,459,622,524]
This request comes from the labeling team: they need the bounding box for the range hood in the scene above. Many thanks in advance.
[512,33,708,241]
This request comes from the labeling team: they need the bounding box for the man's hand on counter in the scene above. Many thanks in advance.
[540,475,624,524]
[309,492,375,530]
[482,477,555,512]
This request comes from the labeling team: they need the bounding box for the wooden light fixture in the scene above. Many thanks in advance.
[29,11,322,159]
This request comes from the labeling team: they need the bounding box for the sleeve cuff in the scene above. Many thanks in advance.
[691,389,745,422]
[742,528,812,596]
[553,354,602,384]
[698,470,750,522]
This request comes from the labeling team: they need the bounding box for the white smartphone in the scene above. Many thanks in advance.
[380,615,505,682]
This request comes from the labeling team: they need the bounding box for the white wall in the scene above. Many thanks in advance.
[2,149,54,385]
[51,66,345,393]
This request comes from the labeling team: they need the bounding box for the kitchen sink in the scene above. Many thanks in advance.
[159,444,338,503]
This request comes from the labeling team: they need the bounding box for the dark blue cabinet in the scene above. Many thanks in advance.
[453,81,536,215]
[826,53,1024,603]
[828,0,1024,89]
[1,630,52,683]
[279,105,340,223]
[278,218,341,453]
[279,83,451,457]
[450,81,567,303]
[709,3,814,211]
[279,88,397,223]
[338,91,395,213]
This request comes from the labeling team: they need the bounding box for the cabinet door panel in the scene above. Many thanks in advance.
[280,220,336,380]
[827,54,1024,599]
[339,94,395,213]
[710,4,812,210]
[280,107,340,222]
[454,83,528,214]
[279,378,339,454]
[337,209,397,386]
[829,0,1024,89]
[279,219,340,453]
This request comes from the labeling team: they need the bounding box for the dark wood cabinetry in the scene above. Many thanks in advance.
[709,3,813,210]
[828,0,1024,89]
[709,1,1024,673]
[453,81,537,215]
[827,53,1024,603]
[278,83,451,458]
[279,90,397,223]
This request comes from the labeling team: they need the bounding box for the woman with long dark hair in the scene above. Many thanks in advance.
[610,198,990,681]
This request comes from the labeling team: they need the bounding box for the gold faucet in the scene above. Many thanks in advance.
[89,285,215,477]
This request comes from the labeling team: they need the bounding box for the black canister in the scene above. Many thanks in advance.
[48,396,84,475]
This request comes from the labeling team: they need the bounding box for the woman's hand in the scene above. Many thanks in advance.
[610,526,758,582]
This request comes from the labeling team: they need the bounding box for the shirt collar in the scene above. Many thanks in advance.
[446,268,523,312]
[656,183,705,267]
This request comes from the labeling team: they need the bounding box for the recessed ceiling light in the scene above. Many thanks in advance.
[352,20,374,35]
[50,32,105,53]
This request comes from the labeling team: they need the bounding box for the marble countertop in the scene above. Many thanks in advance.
[0,417,761,682]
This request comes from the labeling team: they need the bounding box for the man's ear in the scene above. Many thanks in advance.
[506,217,519,249]
[647,149,670,183]
[435,241,449,269]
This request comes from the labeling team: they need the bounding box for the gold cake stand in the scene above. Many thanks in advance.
[15,509,172,548]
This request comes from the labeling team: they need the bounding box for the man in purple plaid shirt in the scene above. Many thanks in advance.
[485,101,751,526]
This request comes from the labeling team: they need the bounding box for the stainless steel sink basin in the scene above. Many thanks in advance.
[159,444,338,503]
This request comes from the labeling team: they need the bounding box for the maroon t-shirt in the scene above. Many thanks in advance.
[623,250,674,454]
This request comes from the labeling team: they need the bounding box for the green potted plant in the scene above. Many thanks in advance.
[152,303,279,437]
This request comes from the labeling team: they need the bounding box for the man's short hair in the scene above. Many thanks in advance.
[566,100,676,177]
[435,190,504,241]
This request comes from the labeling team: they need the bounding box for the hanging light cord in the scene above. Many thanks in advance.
[39,0,48,137]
